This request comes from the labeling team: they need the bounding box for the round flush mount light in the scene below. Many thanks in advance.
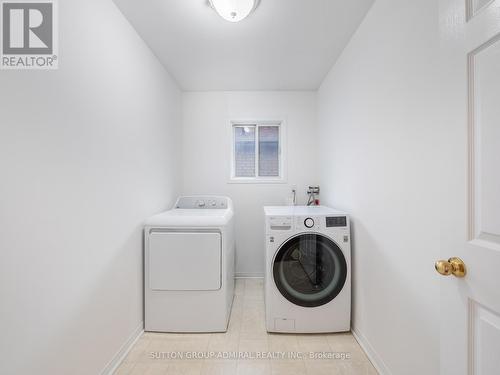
[209,0,260,23]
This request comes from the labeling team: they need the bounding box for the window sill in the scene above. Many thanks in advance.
[228,178,287,185]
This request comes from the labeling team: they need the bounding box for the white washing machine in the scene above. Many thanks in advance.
[264,205,351,333]
[144,196,235,332]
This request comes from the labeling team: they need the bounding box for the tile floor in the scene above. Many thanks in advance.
[115,279,377,375]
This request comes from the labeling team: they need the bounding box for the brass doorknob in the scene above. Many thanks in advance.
[435,257,467,277]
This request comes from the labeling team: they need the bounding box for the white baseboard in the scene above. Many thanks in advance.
[100,322,144,375]
[352,326,392,375]
[235,273,264,278]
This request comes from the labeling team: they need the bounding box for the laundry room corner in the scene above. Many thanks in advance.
[180,91,319,278]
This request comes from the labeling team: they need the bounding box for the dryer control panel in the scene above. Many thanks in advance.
[175,196,229,209]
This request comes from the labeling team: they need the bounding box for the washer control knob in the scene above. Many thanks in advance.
[197,200,206,207]
[304,217,314,228]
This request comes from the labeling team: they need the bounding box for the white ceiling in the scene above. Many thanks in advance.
[113,0,374,91]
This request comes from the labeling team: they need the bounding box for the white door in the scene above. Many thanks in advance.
[439,0,500,374]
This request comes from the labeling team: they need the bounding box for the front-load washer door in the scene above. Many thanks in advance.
[149,231,221,291]
[273,233,347,307]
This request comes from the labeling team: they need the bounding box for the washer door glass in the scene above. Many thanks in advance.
[273,233,347,307]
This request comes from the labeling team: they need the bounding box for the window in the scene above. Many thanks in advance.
[231,122,284,182]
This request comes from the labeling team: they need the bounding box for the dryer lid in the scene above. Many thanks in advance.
[144,209,233,227]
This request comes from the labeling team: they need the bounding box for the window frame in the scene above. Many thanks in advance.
[229,119,286,184]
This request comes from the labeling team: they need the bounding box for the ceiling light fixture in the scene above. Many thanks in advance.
[209,0,260,23]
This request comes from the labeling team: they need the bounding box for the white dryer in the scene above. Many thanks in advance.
[264,206,351,333]
[144,196,235,332]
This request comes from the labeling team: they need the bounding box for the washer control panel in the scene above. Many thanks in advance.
[267,216,293,231]
[269,216,293,227]
[326,216,347,227]
[295,216,348,230]
[304,217,315,228]
[266,210,349,234]
[296,216,320,230]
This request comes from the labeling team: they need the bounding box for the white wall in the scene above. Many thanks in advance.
[182,91,317,277]
[317,0,441,374]
[0,1,181,374]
